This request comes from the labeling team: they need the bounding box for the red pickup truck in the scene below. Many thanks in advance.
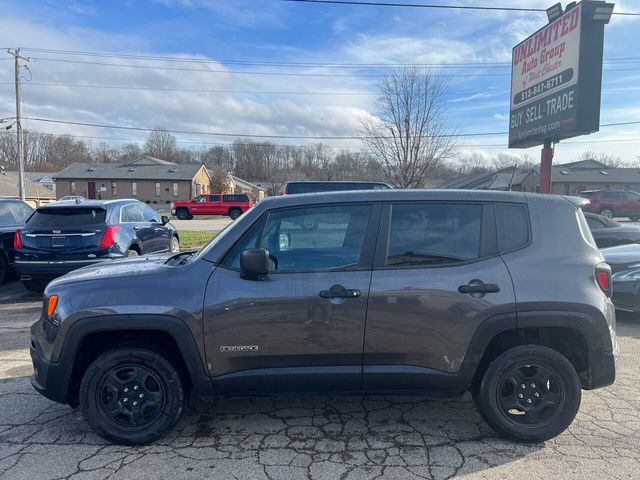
[171,194,253,220]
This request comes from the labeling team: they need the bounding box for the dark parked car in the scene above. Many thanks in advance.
[602,243,640,313]
[283,181,391,195]
[584,212,640,248]
[0,199,33,284]
[15,199,179,291]
[579,189,640,220]
[30,190,617,445]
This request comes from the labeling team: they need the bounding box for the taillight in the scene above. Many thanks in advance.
[595,263,612,297]
[13,229,23,250]
[99,226,122,249]
[283,189,288,195]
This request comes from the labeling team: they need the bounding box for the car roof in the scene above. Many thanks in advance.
[38,198,138,210]
[266,189,529,207]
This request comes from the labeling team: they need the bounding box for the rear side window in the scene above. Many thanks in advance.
[121,204,144,223]
[0,202,33,227]
[209,195,221,202]
[387,203,482,266]
[223,194,249,202]
[576,209,597,248]
[496,204,530,252]
[27,208,106,228]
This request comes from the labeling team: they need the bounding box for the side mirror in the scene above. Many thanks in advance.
[240,248,270,278]
[161,215,170,225]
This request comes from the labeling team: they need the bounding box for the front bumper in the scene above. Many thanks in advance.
[30,323,72,405]
[15,258,111,281]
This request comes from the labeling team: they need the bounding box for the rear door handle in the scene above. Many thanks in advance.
[319,285,361,299]
[458,282,500,295]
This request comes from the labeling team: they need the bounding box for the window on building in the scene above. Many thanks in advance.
[70,181,76,194]
[111,182,117,197]
[131,182,137,196]
[173,183,179,197]
[155,182,161,197]
[563,184,570,195]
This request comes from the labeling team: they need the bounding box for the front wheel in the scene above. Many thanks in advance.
[79,348,185,445]
[170,236,180,253]
[176,209,190,220]
[473,345,581,443]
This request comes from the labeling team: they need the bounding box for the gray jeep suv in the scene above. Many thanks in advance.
[30,190,618,445]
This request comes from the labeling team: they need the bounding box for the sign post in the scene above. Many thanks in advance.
[508,1,614,193]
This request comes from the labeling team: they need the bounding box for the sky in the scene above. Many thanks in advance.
[0,0,639,166]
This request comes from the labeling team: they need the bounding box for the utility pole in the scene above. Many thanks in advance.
[8,48,29,202]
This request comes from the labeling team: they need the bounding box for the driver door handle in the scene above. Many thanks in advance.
[319,285,361,299]
[458,282,500,294]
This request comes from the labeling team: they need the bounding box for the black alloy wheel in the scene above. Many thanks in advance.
[473,345,581,443]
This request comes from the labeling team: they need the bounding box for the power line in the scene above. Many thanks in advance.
[3,129,638,149]
[282,0,640,16]
[20,116,640,141]
[24,56,640,77]
[4,81,640,97]
[16,47,640,68]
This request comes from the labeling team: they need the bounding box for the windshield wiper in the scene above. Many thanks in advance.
[387,251,465,266]
[166,251,195,265]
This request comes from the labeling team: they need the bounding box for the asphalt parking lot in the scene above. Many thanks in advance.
[0,282,639,480]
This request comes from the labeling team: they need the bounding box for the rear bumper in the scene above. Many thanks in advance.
[15,258,111,281]
[611,280,640,312]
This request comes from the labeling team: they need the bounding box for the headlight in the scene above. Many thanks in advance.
[612,267,640,281]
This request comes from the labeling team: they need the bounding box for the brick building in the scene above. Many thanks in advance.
[54,156,211,204]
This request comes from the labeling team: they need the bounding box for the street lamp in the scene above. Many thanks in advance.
[546,2,563,22]
[592,2,615,23]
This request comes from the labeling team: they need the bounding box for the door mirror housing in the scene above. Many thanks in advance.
[240,248,270,278]
[161,215,170,225]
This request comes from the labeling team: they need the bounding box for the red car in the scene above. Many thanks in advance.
[171,194,253,220]
[579,189,640,220]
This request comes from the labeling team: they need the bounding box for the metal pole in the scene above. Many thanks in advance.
[13,48,26,202]
[540,139,554,194]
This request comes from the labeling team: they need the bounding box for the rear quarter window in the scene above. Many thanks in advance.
[27,208,107,228]
[495,204,530,252]
[576,209,597,249]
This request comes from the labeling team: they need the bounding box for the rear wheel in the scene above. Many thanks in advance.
[473,345,581,443]
[22,279,46,292]
[229,208,241,220]
[0,255,6,285]
[599,207,614,218]
[79,348,185,445]
[176,209,190,220]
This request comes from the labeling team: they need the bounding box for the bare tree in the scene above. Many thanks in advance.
[360,66,458,188]
[209,164,232,193]
[577,150,625,168]
[144,127,177,161]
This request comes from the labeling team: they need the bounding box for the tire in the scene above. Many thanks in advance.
[0,254,6,285]
[473,345,581,443]
[79,347,185,445]
[170,236,180,253]
[229,208,241,220]
[599,207,614,218]
[176,209,190,220]
[630,217,639,222]
[126,249,139,258]
[22,279,46,292]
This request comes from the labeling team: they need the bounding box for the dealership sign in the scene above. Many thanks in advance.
[509,2,608,148]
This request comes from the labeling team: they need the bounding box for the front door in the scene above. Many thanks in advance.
[362,202,517,391]
[203,203,379,394]
[87,182,96,200]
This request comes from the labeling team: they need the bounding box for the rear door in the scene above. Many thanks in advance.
[120,203,155,253]
[362,202,517,391]
[207,195,222,215]
[203,202,380,394]
[139,204,170,252]
[20,206,108,261]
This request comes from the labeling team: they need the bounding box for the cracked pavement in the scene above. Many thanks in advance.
[1,281,639,479]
